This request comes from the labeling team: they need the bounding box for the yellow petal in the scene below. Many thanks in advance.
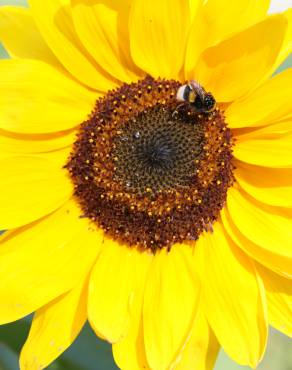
[129,0,190,79]
[225,68,292,128]
[221,206,292,279]
[195,223,268,367]
[184,9,208,78]
[225,187,292,276]
[112,249,152,370]
[0,200,102,324]
[0,145,71,164]
[0,59,97,134]
[40,146,71,163]
[0,6,59,67]
[143,244,200,370]
[235,162,292,207]
[185,0,270,78]
[114,324,150,370]
[113,314,150,370]
[234,133,292,168]
[189,0,203,22]
[28,0,117,91]
[256,263,292,338]
[174,311,219,370]
[71,0,142,83]
[276,9,292,70]
[0,156,72,229]
[227,187,292,255]
[88,239,152,343]
[203,0,270,42]
[195,15,287,102]
[20,279,88,370]
[235,119,292,142]
[0,129,77,155]
[114,315,150,370]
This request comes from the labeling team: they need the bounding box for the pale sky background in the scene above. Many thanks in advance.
[269,0,292,13]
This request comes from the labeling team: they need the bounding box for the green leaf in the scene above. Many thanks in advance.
[0,343,19,370]
[0,320,118,370]
[61,323,118,370]
[0,319,30,353]
[0,44,9,59]
[273,53,292,75]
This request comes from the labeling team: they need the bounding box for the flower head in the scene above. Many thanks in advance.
[0,1,291,369]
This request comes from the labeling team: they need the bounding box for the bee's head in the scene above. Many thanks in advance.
[203,93,216,112]
[193,93,215,112]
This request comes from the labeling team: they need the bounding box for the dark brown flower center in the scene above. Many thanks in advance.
[113,106,205,195]
[66,77,234,252]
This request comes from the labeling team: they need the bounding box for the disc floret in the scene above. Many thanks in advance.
[67,77,234,251]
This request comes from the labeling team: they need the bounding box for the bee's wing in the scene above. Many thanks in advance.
[189,80,205,100]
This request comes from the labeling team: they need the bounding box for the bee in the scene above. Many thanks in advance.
[175,80,216,114]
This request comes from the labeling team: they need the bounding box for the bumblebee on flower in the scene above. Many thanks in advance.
[0,1,291,370]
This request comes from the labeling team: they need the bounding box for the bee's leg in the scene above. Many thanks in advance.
[172,103,185,117]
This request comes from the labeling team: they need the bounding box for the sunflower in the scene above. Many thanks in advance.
[0,0,291,369]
